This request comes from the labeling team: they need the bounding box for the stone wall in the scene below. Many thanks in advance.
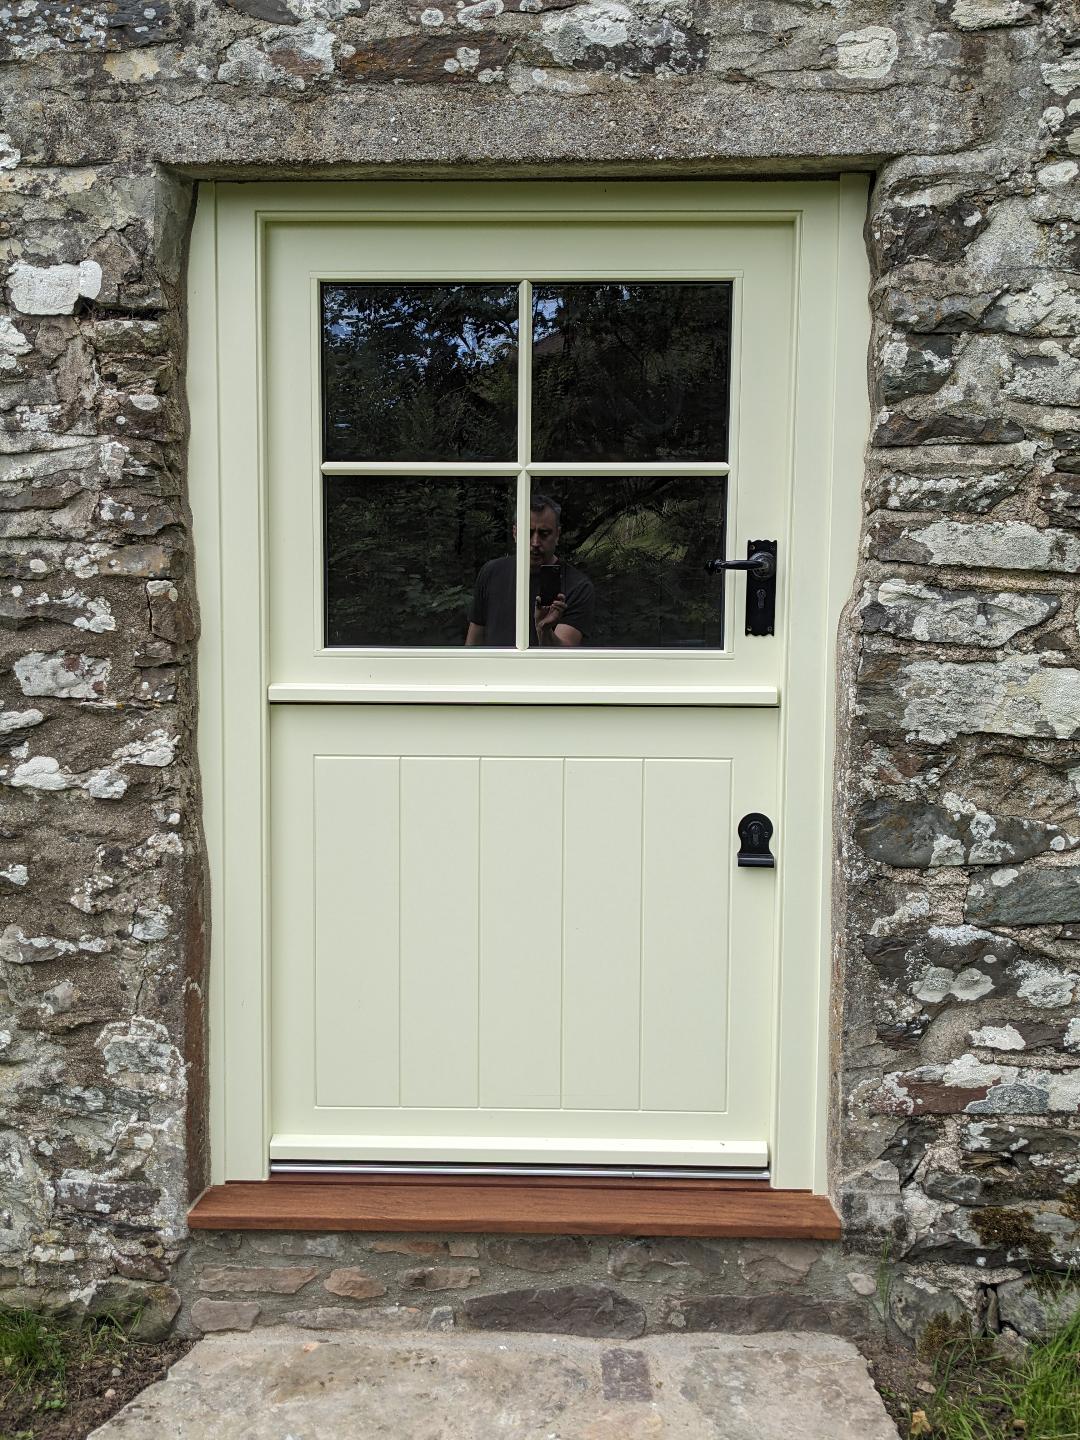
[1,0,1078,1348]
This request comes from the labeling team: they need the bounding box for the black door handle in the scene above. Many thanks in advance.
[705,550,776,580]
[705,540,778,637]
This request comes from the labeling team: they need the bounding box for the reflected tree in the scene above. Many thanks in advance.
[555,477,726,648]
[322,284,519,462]
[324,476,513,646]
[532,284,732,462]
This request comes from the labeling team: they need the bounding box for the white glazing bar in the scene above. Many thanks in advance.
[527,462,731,477]
[515,281,533,652]
[321,461,520,476]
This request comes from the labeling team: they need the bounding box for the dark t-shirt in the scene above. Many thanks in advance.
[468,555,595,647]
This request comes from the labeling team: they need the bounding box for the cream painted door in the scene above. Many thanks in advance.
[264,185,795,1170]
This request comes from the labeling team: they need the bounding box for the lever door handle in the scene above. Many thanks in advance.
[705,540,778,637]
[705,551,777,581]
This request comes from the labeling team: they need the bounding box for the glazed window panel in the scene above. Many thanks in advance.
[324,476,515,647]
[531,283,733,463]
[530,478,727,650]
[321,283,519,462]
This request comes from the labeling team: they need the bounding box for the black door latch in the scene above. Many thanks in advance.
[737,813,775,868]
[706,540,778,636]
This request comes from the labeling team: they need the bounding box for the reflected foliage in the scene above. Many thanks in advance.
[322,284,519,462]
[532,284,732,462]
[553,477,726,648]
[324,476,513,646]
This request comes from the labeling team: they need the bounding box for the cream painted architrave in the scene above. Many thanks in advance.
[188,180,870,1191]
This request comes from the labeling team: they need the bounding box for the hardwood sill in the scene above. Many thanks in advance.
[188,1177,841,1239]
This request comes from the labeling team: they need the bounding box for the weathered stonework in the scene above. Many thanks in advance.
[1,0,1078,1349]
[175,1232,877,1339]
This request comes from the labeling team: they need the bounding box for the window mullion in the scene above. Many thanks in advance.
[515,281,533,653]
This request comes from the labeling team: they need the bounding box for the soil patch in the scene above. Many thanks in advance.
[0,1314,191,1440]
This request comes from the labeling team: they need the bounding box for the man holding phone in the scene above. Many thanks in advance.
[465,494,594,647]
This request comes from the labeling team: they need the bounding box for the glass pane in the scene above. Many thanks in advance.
[322,284,519,462]
[531,283,732,462]
[324,476,514,646]
[528,479,726,649]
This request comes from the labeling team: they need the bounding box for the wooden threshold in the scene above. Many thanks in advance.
[188,1177,841,1239]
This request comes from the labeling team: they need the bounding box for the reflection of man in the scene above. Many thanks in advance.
[465,494,594,647]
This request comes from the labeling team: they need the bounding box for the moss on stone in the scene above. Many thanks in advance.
[916,1311,974,1361]
[971,1207,1052,1264]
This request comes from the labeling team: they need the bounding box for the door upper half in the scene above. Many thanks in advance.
[264,204,795,699]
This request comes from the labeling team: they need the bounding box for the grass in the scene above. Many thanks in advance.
[0,1305,161,1440]
[904,1306,1080,1439]
[0,1310,69,1416]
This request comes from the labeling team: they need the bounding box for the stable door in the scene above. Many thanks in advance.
[263,188,795,1171]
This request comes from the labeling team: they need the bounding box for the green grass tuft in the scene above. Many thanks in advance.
[916,1307,1080,1439]
[0,1308,68,1415]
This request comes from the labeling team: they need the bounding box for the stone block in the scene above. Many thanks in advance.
[0,0,180,58]
[874,411,1026,447]
[981,278,1080,336]
[1004,339,1080,407]
[14,650,110,700]
[887,1277,966,1342]
[338,35,514,84]
[860,579,1059,648]
[88,1278,180,1339]
[250,1234,340,1258]
[950,0,1038,28]
[737,1243,824,1287]
[997,1276,1080,1337]
[967,867,1080,925]
[874,519,1080,574]
[7,261,102,316]
[427,1304,455,1330]
[368,1237,445,1256]
[858,656,1080,743]
[400,1265,480,1291]
[608,1239,699,1282]
[1037,473,1080,528]
[872,1055,1080,1118]
[871,191,991,270]
[279,1305,427,1331]
[659,1293,849,1335]
[190,1299,261,1333]
[488,1235,590,1273]
[220,0,301,24]
[879,334,960,404]
[197,1265,319,1295]
[323,1268,387,1300]
[463,1284,645,1338]
[855,798,1067,869]
[600,1347,652,1401]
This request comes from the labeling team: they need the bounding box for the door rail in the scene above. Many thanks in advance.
[268,683,781,706]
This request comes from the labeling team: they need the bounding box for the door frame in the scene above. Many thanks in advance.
[188,178,870,1192]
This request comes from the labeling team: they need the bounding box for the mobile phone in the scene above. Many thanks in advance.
[534,564,562,608]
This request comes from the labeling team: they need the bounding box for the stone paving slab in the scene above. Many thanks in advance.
[91,1327,898,1439]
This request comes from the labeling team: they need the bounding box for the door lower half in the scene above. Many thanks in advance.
[262,185,796,1173]
[270,704,777,1167]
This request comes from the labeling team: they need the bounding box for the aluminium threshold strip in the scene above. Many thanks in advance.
[270,1161,771,1181]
